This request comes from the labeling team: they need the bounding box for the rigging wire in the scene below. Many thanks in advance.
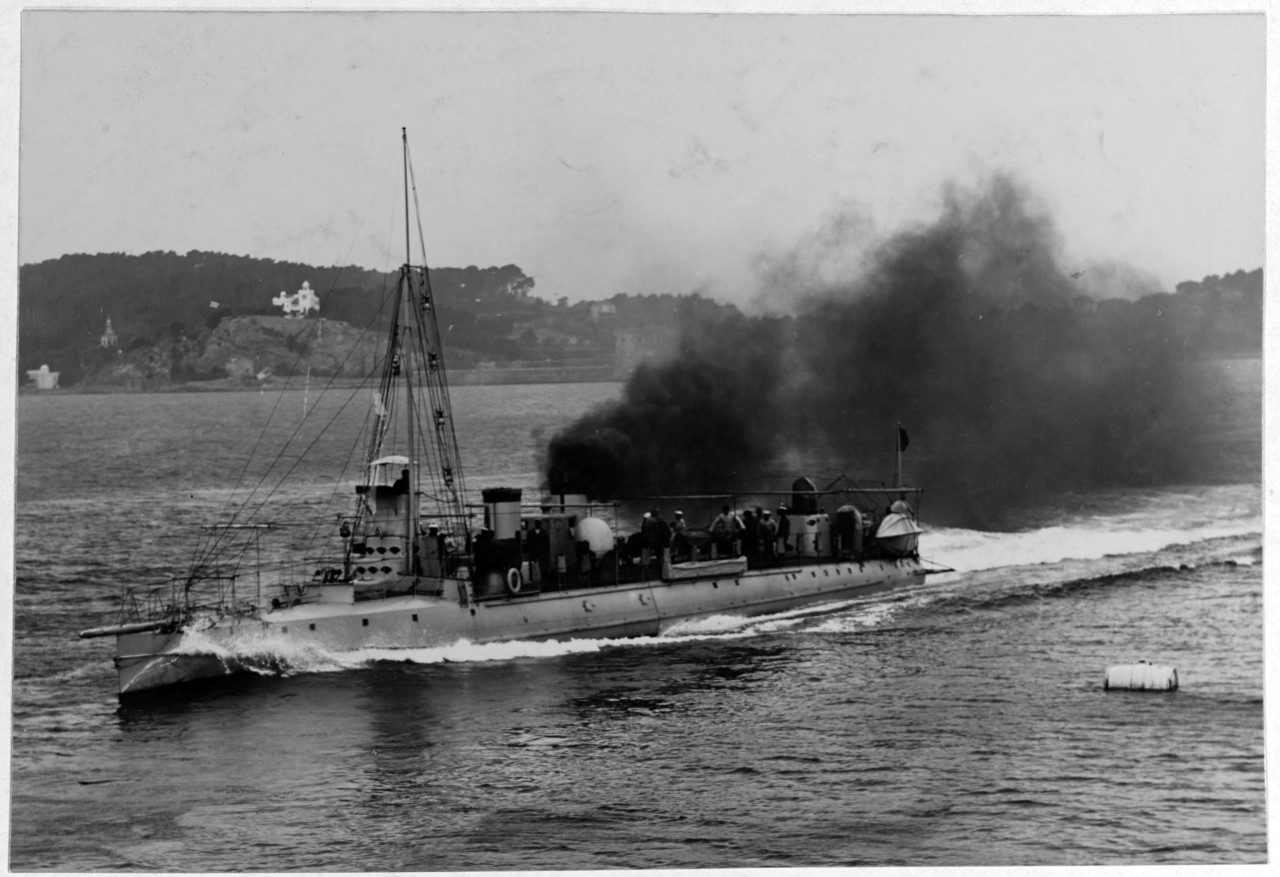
[406,148,470,531]
[188,133,478,591]
[189,150,409,579]
[189,150,401,573]
[189,278,398,578]
[188,154,401,578]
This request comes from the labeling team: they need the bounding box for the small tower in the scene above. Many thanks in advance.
[100,318,118,349]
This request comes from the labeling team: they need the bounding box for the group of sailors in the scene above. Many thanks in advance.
[638,504,794,567]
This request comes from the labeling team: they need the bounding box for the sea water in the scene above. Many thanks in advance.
[11,377,1264,869]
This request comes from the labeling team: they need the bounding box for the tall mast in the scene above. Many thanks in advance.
[400,129,471,551]
[402,128,418,568]
[402,128,412,273]
[351,130,471,575]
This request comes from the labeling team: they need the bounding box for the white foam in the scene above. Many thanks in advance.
[805,599,903,634]
[165,617,772,677]
[662,614,759,637]
[356,637,623,665]
[174,626,363,676]
[923,507,1261,576]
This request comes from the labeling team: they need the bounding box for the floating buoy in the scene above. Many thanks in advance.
[1104,661,1178,691]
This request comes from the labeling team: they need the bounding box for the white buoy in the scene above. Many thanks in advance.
[1104,661,1179,691]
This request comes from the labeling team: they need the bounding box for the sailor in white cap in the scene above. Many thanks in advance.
[670,510,688,559]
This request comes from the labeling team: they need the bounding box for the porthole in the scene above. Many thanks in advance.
[309,623,316,631]
[362,618,369,627]
[412,614,419,622]
[282,626,288,633]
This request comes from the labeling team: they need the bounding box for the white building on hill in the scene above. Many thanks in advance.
[273,281,320,318]
[26,364,60,390]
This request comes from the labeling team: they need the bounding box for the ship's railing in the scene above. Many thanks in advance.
[115,572,255,627]
[181,522,347,610]
[116,578,181,626]
[464,482,925,601]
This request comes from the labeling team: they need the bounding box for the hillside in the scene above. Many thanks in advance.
[20,250,748,387]
[17,251,1264,389]
[74,315,387,390]
[18,251,554,385]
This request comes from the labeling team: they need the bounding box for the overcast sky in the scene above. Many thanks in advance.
[16,8,1266,306]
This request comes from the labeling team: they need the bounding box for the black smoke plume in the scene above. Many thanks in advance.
[545,175,1219,527]
[544,308,791,497]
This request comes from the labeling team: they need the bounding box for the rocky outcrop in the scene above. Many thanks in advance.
[78,316,383,388]
[190,315,382,380]
[76,314,620,390]
[78,336,192,389]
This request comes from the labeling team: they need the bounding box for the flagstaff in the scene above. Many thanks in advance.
[895,422,906,489]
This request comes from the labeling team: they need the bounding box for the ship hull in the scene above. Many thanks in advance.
[116,628,239,695]
[107,557,925,695]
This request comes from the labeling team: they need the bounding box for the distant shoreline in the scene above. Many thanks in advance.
[21,369,625,396]
[17,353,1260,397]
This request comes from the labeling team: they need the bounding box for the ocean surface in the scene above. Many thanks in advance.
[11,375,1265,870]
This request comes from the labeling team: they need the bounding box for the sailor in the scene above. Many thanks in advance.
[648,511,670,571]
[640,511,655,569]
[777,505,791,554]
[424,524,445,577]
[709,505,737,558]
[418,523,443,577]
[742,509,758,564]
[670,510,689,561]
[759,509,778,565]
[527,519,549,582]
[625,530,647,566]
[473,527,497,579]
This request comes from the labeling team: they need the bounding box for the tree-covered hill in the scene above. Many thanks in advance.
[18,250,548,385]
[16,250,1263,389]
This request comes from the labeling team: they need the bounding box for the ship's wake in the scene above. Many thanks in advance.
[925,483,1260,578]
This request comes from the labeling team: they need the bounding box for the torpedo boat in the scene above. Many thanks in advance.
[80,131,931,696]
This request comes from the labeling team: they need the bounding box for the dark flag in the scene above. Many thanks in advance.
[898,426,910,452]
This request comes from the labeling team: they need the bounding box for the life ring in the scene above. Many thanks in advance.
[505,567,523,595]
